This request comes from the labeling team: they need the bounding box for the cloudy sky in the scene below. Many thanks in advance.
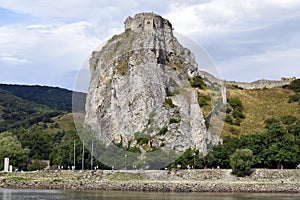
[0,0,299,90]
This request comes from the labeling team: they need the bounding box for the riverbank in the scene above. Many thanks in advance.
[1,169,300,193]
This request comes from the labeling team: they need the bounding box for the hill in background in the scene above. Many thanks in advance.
[0,84,86,132]
[0,84,86,113]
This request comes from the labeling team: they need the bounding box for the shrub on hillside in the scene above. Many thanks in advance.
[288,79,300,92]
[264,118,280,129]
[281,115,297,125]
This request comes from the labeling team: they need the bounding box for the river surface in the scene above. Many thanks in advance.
[1,189,300,200]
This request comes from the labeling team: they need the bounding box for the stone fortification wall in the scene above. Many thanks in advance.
[124,12,173,33]
[226,77,296,89]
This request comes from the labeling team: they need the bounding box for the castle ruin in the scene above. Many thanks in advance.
[124,12,173,33]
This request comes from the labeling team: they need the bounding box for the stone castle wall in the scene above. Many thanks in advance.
[226,77,296,89]
[196,70,296,90]
[124,12,173,33]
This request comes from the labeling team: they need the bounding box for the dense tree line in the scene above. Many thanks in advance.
[0,125,110,171]
[2,117,300,171]
[206,121,300,169]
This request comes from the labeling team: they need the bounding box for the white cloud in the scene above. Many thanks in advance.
[218,48,300,81]
[165,0,300,39]
[164,0,300,81]
[0,21,102,88]
[0,0,299,89]
[0,21,101,68]
[0,55,29,65]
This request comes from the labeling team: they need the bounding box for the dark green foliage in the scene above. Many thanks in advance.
[288,94,300,103]
[232,107,245,119]
[49,130,110,170]
[230,149,253,177]
[198,93,211,107]
[27,160,48,171]
[0,89,63,132]
[166,89,175,97]
[167,149,204,169]
[165,98,175,108]
[228,97,243,110]
[158,127,168,135]
[52,131,66,146]
[126,143,141,153]
[281,115,297,125]
[169,118,180,124]
[287,80,300,106]
[225,115,233,124]
[229,127,240,135]
[206,122,300,169]
[134,132,150,145]
[206,136,239,169]
[0,131,29,170]
[190,76,206,89]
[288,79,300,92]
[264,118,280,129]
[231,85,243,90]
[137,137,150,145]
[0,84,86,112]
[226,97,245,126]
[16,125,52,160]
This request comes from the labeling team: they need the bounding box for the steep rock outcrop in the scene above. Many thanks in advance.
[85,13,218,160]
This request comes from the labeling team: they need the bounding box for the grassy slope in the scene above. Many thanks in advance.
[41,113,76,135]
[222,87,300,136]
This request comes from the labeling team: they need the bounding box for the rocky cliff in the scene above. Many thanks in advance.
[84,13,223,168]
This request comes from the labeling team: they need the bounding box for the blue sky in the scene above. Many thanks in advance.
[0,0,299,90]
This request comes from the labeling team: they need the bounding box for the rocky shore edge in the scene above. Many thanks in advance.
[1,169,300,193]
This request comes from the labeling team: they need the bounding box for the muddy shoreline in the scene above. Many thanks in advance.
[1,169,300,193]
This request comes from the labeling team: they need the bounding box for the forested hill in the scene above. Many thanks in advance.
[0,89,63,132]
[0,84,86,112]
[0,84,86,132]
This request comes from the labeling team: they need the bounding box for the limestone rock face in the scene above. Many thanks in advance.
[85,12,215,156]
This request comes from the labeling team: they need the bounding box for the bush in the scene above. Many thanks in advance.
[288,79,300,92]
[226,97,245,126]
[288,94,300,103]
[230,149,253,177]
[232,107,245,119]
[228,97,243,110]
[264,118,280,129]
[229,127,240,135]
[198,93,211,107]
[190,76,206,89]
[281,115,297,125]
[225,115,233,125]
[27,160,48,171]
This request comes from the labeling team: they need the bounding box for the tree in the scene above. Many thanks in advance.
[230,149,253,177]
[18,125,52,160]
[0,131,29,170]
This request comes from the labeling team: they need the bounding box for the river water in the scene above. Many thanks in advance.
[0,189,300,200]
